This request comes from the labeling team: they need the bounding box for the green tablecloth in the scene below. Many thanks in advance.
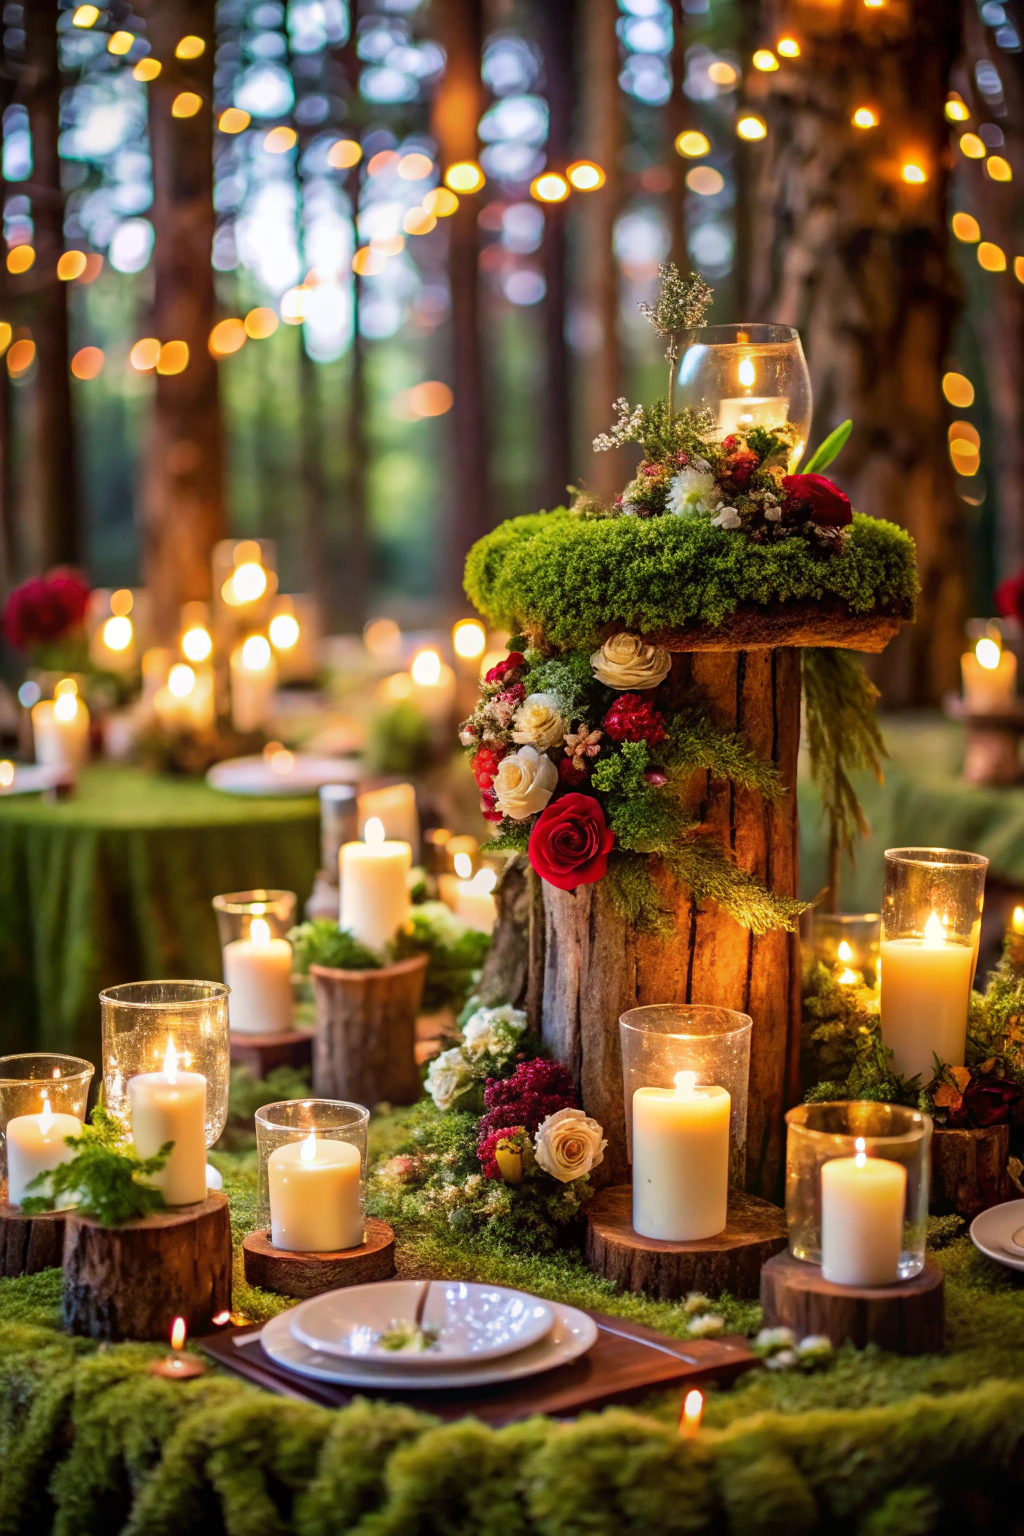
[0,765,319,1064]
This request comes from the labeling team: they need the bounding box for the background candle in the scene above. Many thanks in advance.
[32,694,90,770]
[880,911,974,1078]
[223,917,293,1034]
[268,1131,363,1251]
[961,635,1016,712]
[632,1071,730,1241]
[230,634,277,733]
[128,1041,207,1205]
[6,1097,81,1207]
[339,816,411,951]
[820,1144,906,1285]
[357,782,419,855]
[454,867,498,933]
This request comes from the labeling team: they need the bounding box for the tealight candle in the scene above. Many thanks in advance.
[961,635,1016,713]
[32,692,90,771]
[879,910,974,1079]
[127,1040,207,1206]
[268,1130,363,1251]
[222,917,293,1035]
[6,1094,81,1207]
[820,1140,906,1286]
[339,816,411,951]
[631,1070,731,1241]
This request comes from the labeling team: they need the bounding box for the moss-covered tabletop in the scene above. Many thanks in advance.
[6,1114,1024,1536]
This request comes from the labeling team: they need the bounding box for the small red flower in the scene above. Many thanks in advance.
[720,446,759,493]
[479,1060,576,1143]
[559,757,587,787]
[996,572,1024,627]
[485,651,525,685]
[529,793,615,892]
[479,788,503,823]
[603,693,668,746]
[781,473,852,528]
[472,744,505,789]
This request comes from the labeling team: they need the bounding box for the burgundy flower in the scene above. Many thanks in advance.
[947,1076,1022,1129]
[996,572,1024,627]
[472,744,505,790]
[3,569,90,652]
[485,651,525,685]
[603,693,668,746]
[529,793,615,892]
[558,757,587,787]
[781,473,852,528]
[479,1059,576,1143]
[496,683,525,709]
[480,789,503,824]
[720,446,759,493]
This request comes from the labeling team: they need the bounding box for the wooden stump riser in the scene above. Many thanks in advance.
[311,954,427,1107]
[760,1250,944,1355]
[0,1200,66,1277]
[242,1218,396,1298]
[930,1124,1010,1219]
[230,1028,314,1080]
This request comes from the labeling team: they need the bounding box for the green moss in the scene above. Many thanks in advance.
[464,509,917,649]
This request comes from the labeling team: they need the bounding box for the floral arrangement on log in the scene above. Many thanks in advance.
[2,567,90,668]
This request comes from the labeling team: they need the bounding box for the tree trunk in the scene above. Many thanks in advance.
[310,954,428,1106]
[138,0,224,638]
[743,0,966,705]
[537,0,574,510]
[667,0,688,275]
[0,79,15,593]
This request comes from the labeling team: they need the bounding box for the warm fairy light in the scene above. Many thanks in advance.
[300,1130,317,1162]
[951,212,981,243]
[72,5,100,25]
[738,356,756,388]
[411,649,442,685]
[241,634,272,670]
[531,172,570,202]
[445,161,485,193]
[1012,906,1024,935]
[676,130,711,158]
[852,107,878,129]
[244,307,278,339]
[55,678,78,698]
[753,49,778,70]
[108,31,134,55]
[71,346,104,380]
[987,156,1012,183]
[453,619,486,659]
[398,152,433,180]
[403,207,437,236]
[209,318,246,356]
[1016,258,1024,285]
[7,340,35,376]
[364,617,401,657]
[365,817,386,846]
[454,851,473,879]
[959,133,985,160]
[157,340,190,375]
[270,747,294,774]
[231,562,268,604]
[134,58,161,81]
[407,380,452,417]
[352,246,387,276]
[280,286,308,323]
[708,61,738,85]
[53,692,78,722]
[264,126,297,154]
[269,613,300,649]
[777,37,800,57]
[737,116,767,141]
[945,93,970,122]
[103,615,133,651]
[7,246,35,274]
[175,35,206,58]
[942,372,975,408]
[949,420,980,450]
[0,324,11,356]
[686,166,724,196]
[975,636,1002,670]
[57,251,88,280]
[171,1317,187,1351]
[182,625,212,662]
[978,241,1006,272]
[567,160,606,190]
[250,916,271,947]
[370,233,405,257]
[901,162,927,184]
[422,187,458,216]
[218,108,250,134]
[0,761,13,789]
[680,1390,704,1439]
[130,337,161,371]
[168,663,196,698]
[172,93,202,119]
[327,139,362,169]
[368,150,399,176]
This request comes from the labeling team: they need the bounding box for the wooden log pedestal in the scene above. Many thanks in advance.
[530,611,905,1198]
[930,1124,1010,1220]
[0,1189,66,1277]
[61,1192,232,1341]
[230,1027,314,1080]
[584,1183,788,1300]
[760,1250,945,1355]
[311,953,427,1107]
[242,1217,396,1299]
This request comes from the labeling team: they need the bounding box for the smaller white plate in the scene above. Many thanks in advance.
[970,1199,1024,1273]
[258,1301,596,1390]
[206,754,360,797]
[0,763,72,796]
[289,1279,555,1367]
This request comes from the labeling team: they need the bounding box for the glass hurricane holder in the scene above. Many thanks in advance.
[212,889,297,947]
[803,911,881,989]
[255,1099,370,1247]
[785,1101,932,1281]
[675,323,812,471]
[100,982,230,1149]
[880,848,988,1081]
[0,1053,94,1196]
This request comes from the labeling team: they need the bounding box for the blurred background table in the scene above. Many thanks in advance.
[0,764,319,1063]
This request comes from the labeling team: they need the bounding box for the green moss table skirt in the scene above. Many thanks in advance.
[0,764,320,1065]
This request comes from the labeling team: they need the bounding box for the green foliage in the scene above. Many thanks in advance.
[464,509,917,649]
[662,711,784,799]
[288,919,382,973]
[802,418,853,474]
[22,1107,171,1226]
[393,901,491,1011]
[481,822,531,854]
[801,963,922,1106]
[519,652,595,720]
[224,1065,311,1147]
[665,839,806,935]
[366,699,434,776]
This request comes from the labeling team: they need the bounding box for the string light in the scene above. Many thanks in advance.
[72,5,99,25]
[403,207,437,236]
[686,166,725,195]
[7,246,34,274]
[959,133,985,159]
[942,371,975,408]
[398,152,433,180]
[675,130,711,158]
[777,37,800,57]
[852,107,878,129]
[978,241,1006,271]
[752,49,779,71]
[244,307,278,339]
[567,160,606,190]
[264,127,297,153]
[130,337,161,371]
[531,172,570,202]
[901,161,927,184]
[156,340,190,375]
[218,108,249,134]
[986,156,1012,182]
[7,340,35,376]
[422,187,458,216]
[172,93,202,119]
[57,251,88,280]
[708,61,737,85]
[352,246,387,276]
[71,346,104,380]
[445,161,485,193]
[407,381,452,417]
[367,150,399,176]
[327,139,362,169]
[0,324,10,355]
[370,234,404,256]
[951,212,981,242]
[133,59,161,81]
[209,318,246,356]
[108,31,134,55]
[736,116,767,141]
[945,93,970,121]
[175,35,205,59]
[280,286,308,323]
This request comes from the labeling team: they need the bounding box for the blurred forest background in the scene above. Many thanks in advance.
[0,0,1020,702]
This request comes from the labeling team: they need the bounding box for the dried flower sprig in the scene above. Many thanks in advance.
[637,263,714,412]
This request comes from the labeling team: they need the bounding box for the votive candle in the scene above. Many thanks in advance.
[820,1142,906,1286]
[268,1131,363,1251]
[632,1071,730,1241]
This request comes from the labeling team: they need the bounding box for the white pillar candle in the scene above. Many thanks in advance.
[409,649,457,726]
[454,869,498,934]
[716,396,790,436]
[6,1097,81,1207]
[339,817,411,952]
[631,1071,731,1241]
[268,1131,363,1251]
[820,1143,907,1286]
[230,635,277,733]
[127,1040,207,1206]
[879,911,974,1079]
[961,638,1016,712]
[358,782,419,854]
[32,695,90,770]
[154,664,216,733]
[223,917,293,1035]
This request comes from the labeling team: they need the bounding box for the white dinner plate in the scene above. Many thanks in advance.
[0,763,72,796]
[256,1300,596,1389]
[970,1199,1024,1273]
[206,754,360,797]
[289,1279,555,1367]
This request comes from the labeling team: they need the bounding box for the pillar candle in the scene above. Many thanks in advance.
[631,1071,730,1241]
[961,638,1016,713]
[358,782,419,854]
[127,1041,207,1205]
[820,1145,906,1286]
[454,870,498,934]
[879,912,974,1079]
[716,396,790,436]
[230,637,277,733]
[268,1131,363,1251]
[154,665,216,733]
[339,817,411,951]
[6,1097,81,1207]
[32,696,90,771]
[223,918,293,1035]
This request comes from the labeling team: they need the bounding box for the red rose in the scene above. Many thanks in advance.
[528,793,615,891]
[603,693,667,746]
[996,573,1024,626]
[781,473,852,528]
[3,569,90,651]
[480,790,503,824]
[485,651,525,685]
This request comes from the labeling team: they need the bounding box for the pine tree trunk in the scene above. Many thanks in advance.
[537,0,574,510]
[743,0,966,705]
[137,0,224,638]
[335,31,371,630]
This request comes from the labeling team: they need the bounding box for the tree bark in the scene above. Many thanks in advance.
[310,954,427,1106]
[138,0,224,638]
[537,0,573,510]
[743,0,966,705]
[0,1197,65,1277]
[930,1123,1009,1219]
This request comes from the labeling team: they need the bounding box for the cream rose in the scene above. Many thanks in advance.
[511,692,565,751]
[492,744,558,821]
[533,1107,606,1183]
[424,1047,474,1111]
[590,632,672,691]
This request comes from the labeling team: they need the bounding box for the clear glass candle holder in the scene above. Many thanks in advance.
[100,981,230,1148]
[675,323,812,470]
[880,848,988,1081]
[212,889,297,946]
[0,1053,94,1196]
[255,1098,370,1249]
[785,1101,932,1281]
[803,911,881,988]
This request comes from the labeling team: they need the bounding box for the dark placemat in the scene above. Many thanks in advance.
[202,1312,759,1427]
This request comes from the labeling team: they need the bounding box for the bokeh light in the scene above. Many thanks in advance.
[57,251,88,281]
[130,338,161,371]
[398,153,433,180]
[852,108,878,128]
[686,166,724,196]
[945,94,970,122]
[978,241,1006,271]
[218,108,250,134]
[72,5,99,25]
[752,50,779,71]
[172,94,202,119]
[168,664,196,697]
[327,139,362,169]
[264,127,297,154]
[567,160,606,190]
[182,626,212,662]
[102,615,133,650]
[987,156,1012,182]
[901,161,927,184]
[108,31,134,55]
[777,38,800,57]
[445,161,485,193]
[71,346,104,380]
[531,172,569,202]
[209,318,246,356]
[7,246,34,274]
[241,634,272,670]
[952,212,981,242]
[737,116,767,141]
[269,613,300,649]
[453,619,486,659]
[175,35,205,59]
[244,308,278,339]
[422,187,458,216]
[959,133,986,159]
[675,131,711,158]
[942,372,975,408]
[133,59,162,81]
[411,648,442,685]
[156,340,190,375]
[7,340,35,377]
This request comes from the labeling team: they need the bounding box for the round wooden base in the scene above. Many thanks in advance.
[760,1250,945,1354]
[242,1217,396,1298]
[584,1184,787,1300]
[229,1027,314,1080]
[0,1191,67,1276]
[930,1124,1009,1219]
[62,1192,232,1342]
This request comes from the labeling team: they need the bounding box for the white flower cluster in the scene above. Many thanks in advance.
[666,464,720,519]
[753,1326,834,1371]
[593,397,646,453]
[424,1004,529,1110]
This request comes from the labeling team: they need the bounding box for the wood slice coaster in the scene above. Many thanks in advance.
[230,1027,314,1079]
[585,1184,787,1300]
[62,1192,232,1341]
[760,1250,945,1355]
[931,1124,1009,1220]
[242,1218,396,1298]
[0,1188,66,1277]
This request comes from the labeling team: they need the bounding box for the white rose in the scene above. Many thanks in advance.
[462,1005,528,1058]
[511,693,565,752]
[424,1047,474,1111]
[590,633,672,691]
[667,467,721,518]
[533,1107,606,1183]
[492,745,558,820]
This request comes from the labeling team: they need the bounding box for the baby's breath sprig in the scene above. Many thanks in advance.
[637,263,714,413]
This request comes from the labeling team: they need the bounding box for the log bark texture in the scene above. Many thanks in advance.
[0,1198,65,1277]
[930,1124,1009,1220]
[62,1193,232,1341]
[760,1250,945,1355]
[229,1027,314,1080]
[242,1218,396,1299]
[585,1184,787,1300]
[310,954,428,1106]
[533,647,802,1196]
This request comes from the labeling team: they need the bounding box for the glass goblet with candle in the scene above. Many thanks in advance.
[255,1098,369,1252]
[675,323,812,471]
[213,890,297,1036]
[803,911,881,989]
[0,1053,94,1208]
[879,848,988,1082]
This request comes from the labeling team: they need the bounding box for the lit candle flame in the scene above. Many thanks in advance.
[365,816,386,847]
[163,1037,179,1081]
[300,1130,317,1162]
[837,968,859,985]
[39,1095,54,1135]
[854,1135,867,1169]
[452,619,485,659]
[472,867,498,893]
[679,1388,703,1439]
[837,940,853,963]
[674,1070,698,1100]
[53,692,78,722]
[0,761,13,788]
[454,851,473,879]
[1012,906,1024,936]
[212,1310,232,1325]
[923,911,946,948]
[170,1317,187,1351]
[738,357,756,388]
[411,648,442,686]
[975,636,1001,671]
[250,916,271,947]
